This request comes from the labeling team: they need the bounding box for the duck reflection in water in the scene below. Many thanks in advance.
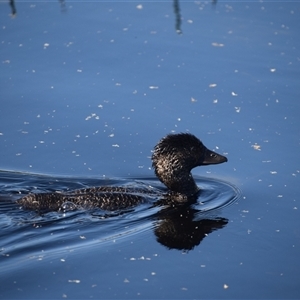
[154,199,228,251]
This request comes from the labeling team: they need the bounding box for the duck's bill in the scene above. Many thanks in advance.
[202,149,228,165]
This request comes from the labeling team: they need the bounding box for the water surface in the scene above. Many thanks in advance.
[1,1,300,299]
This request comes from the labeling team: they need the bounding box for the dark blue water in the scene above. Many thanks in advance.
[1,1,300,299]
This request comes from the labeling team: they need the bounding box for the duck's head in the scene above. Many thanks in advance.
[152,133,227,195]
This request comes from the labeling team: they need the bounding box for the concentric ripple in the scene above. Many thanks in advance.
[194,176,240,212]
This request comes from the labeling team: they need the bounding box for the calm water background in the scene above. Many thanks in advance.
[1,1,300,299]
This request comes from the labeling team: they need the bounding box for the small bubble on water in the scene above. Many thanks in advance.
[60,201,77,212]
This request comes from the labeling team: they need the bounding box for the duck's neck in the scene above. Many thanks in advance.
[178,172,199,195]
[162,171,199,196]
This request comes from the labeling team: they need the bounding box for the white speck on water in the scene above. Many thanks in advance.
[209,83,217,88]
[136,4,143,10]
[235,106,241,113]
[251,144,261,151]
[191,97,197,102]
[213,99,218,103]
[85,113,99,121]
[270,68,276,72]
[68,280,80,283]
[212,42,224,47]
[232,91,238,96]
[65,41,73,47]
[149,86,159,89]
[270,171,277,174]
[112,144,119,147]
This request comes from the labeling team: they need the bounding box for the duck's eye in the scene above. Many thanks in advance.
[210,153,217,158]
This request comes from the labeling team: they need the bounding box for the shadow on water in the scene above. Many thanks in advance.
[7,0,67,17]
[0,170,239,263]
[173,0,218,34]
[8,0,17,17]
[173,0,182,34]
[7,0,217,33]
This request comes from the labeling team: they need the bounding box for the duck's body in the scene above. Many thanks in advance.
[17,133,227,211]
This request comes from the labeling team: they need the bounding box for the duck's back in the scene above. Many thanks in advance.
[17,185,159,211]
